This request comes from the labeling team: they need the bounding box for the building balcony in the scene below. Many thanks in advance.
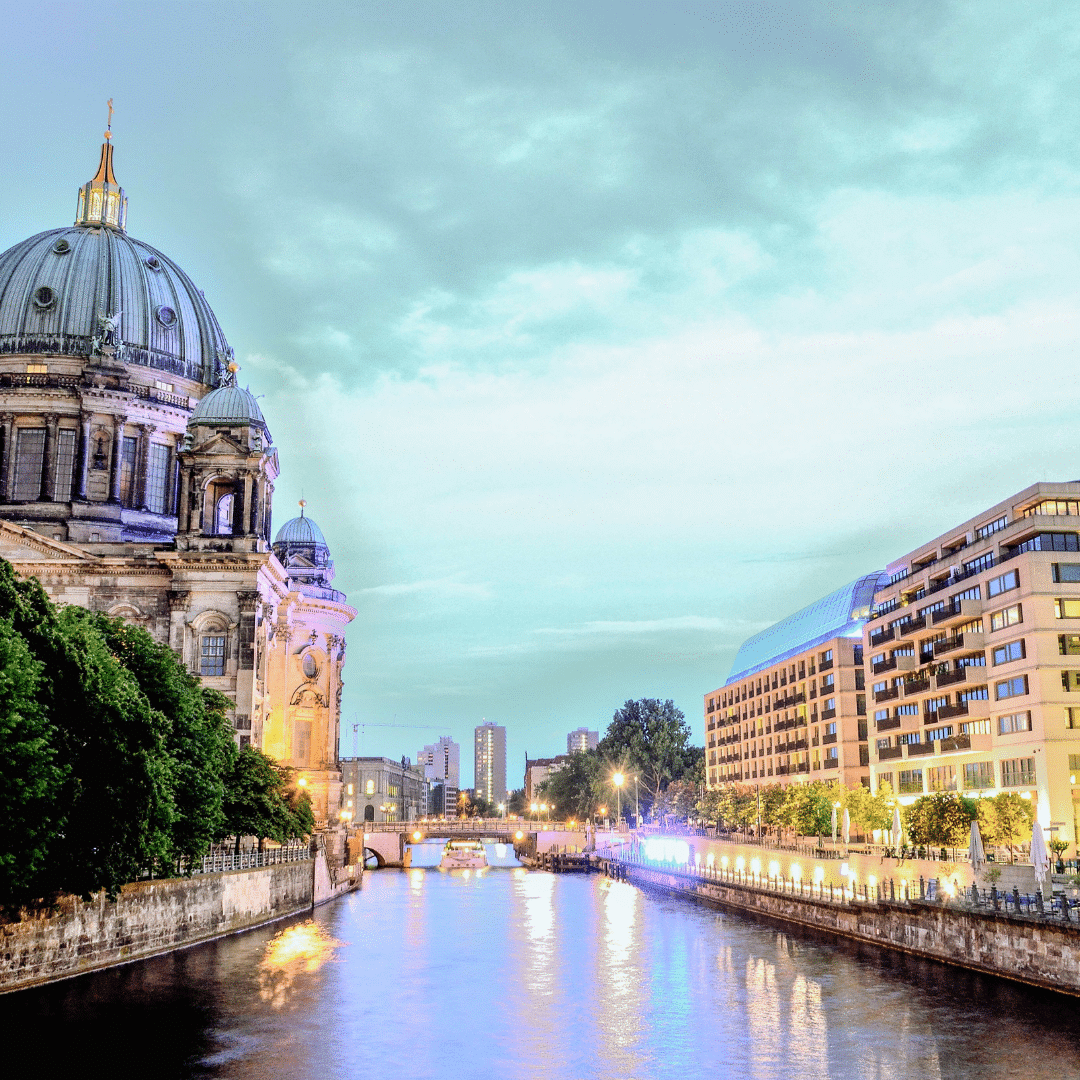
[869,627,895,647]
[872,657,896,675]
[934,631,985,657]
[937,734,971,754]
[821,707,837,720]
[895,615,926,638]
[822,731,838,745]
[931,598,984,626]
[938,702,968,720]
[876,716,901,731]
[935,667,968,688]
[907,740,936,757]
[874,687,899,703]
[904,677,931,696]
[823,758,839,769]
[878,745,904,760]
[819,658,833,672]
[796,762,810,774]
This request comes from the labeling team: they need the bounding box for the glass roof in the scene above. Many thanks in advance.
[726,571,888,686]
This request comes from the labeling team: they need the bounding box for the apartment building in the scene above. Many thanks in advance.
[567,727,599,754]
[705,574,883,792]
[864,482,1080,846]
[474,721,507,807]
[341,757,430,823]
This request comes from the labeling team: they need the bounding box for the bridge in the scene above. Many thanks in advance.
[358,819,599,868]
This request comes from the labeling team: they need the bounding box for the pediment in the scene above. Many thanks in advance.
[0,520,98,564]
[188,432,248,456]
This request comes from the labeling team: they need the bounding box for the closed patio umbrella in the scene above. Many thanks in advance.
[968,818,986,872]
[831,806,837,844]
[842,807,850,846]
[1031,821,1050,885]
[892,807,903,849]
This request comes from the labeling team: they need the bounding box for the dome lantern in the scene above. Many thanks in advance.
[75,100,127,231]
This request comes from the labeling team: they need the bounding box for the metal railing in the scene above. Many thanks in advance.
[361,818,584,833]
[137,843,311,880]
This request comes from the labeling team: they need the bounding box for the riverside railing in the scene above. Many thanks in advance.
[605,850,1080,925]
[137,843,311,880]
[362,819,584,833]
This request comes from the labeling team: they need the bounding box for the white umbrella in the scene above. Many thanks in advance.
[968,818,986,871]
[892,807,903,849]
[831,806,837,843]
[1031,821,1050,885]
[842,807,850,846]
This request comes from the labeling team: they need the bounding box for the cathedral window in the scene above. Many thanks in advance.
[200,634,226,677]
[54,429,77,502]
[118,436,138,507]
[145,444,170,514]
[12,428,45,501]
[215,492,234,534]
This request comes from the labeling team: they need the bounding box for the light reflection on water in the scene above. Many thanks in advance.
[3,871,1080,1079]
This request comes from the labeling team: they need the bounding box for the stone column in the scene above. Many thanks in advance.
[76,413,93,500]
[40,414,60,501]
[109,418,124,504]
[135,423,153,510]
[165,442,177,516]
[0,414,13,503]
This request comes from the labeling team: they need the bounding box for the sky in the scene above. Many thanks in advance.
[3,1,1080,791]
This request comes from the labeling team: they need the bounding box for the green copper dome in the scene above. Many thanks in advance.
[189,383,267,430]
[274,513,327,547]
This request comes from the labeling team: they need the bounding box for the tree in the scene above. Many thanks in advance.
[599,699,699,816]
[0,617,62,913]
[537,751,604,820]
[507,788,527,815]
[979,793,1035,863]
[221,747,312,851]
[905,793,978,849]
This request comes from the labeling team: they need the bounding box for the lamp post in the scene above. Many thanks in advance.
[613,772,624,830]
[401,756,408,824]
[634,774,639,827]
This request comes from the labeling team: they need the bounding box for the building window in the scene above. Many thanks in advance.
[926,726,954,741]
[200,634,226,677]
[1056,599,1080,619]
[998,711,1031,735]
[12,428,44,501]
[145,444,170,514]
[990,604,1023,632]
[898,769,923,794]
[1024,500,1080,517]
[1060,635,1080,656]
[928,765,956,792]
[1001,757,1036,788]
[896,703,919,716]
[118,435,138,507]
[1053,563,1080,583]
[1063,671,1080,693]
[239,735,250,749]
[234,713,251,730]
[963,761,994,789]
[959,719,991,736]
[1069,708,1080,730]
[54,429,76,502]
[899,732,920,745]
[347,783,354,795]
[963,552,996,576]
[366,779,375,795]
[959,687,989,702]
[987,570,1019,598]
[876,771,894,792]
[215,492,234,535]
[976,515,1008,540]
[993,640,1025,665]
[995,676,1028,700]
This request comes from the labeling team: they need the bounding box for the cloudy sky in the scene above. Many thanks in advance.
[3,2,1080,789]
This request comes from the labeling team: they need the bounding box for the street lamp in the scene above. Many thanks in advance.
[613,772,624,830]
[633,774,639,827]
[401,756,408,823]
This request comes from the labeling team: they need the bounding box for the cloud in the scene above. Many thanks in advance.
[360,577,493,600]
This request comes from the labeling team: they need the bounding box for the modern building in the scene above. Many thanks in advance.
[341,757,429,823]
[863,482,1080,849]
[418,736,460,817]
[705,574,882,792]
[474,721,507,807]
[0,127,355,831]
[525,755,570,803]
[567,727,599,754]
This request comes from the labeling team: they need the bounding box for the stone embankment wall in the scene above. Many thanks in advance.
[1,860,315,995]
[622,862,1080,996]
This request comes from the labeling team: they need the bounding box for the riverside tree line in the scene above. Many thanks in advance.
[0,559,312,915]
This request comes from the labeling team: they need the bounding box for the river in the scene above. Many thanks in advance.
[4,868,1079,1079]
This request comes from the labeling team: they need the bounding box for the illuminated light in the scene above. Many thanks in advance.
[694,854,701,867]
[791,864,802,881]
[735,856,745,872]
[494,844,507,858]
[768,860,780,879]
[599,806,607,815]
[413,831,422,842]
[840,863,850,877]
[943,878,957,898]
[613,772,625,787]
[868,875,877,889]
[1071,775,1076,785]
[750,858,761,876]
[720,855,728,869]
[813,866,824,884]
[297,777,308,788]
[1021,791,1032,800]
[515,830,524,840]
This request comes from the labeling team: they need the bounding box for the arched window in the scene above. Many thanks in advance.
[215,492,234,535]
[364,804,374,822]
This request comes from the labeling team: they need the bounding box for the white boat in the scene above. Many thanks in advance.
[439,839,488,871]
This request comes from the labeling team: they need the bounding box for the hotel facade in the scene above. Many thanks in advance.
[708,481,1080,851]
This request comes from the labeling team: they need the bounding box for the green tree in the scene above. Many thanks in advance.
[0,617,63,913]
[538,751,604,820]
[222,747,312,851]
[599,699,699,816]
[905,792,978,849]
[507,788,527,815]
[979,792,1035,863]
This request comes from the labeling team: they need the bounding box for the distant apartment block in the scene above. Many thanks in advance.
[705,575,879,792]
[567,727,599,754]
[525,755,570,803]
[474,721,507,807]
[863,482,1080,846]
[417,736,460,818]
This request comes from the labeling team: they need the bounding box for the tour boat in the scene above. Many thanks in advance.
[439,840,488,871]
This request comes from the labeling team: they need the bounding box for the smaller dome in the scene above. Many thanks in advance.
[190,384,267,429]
[274,514,327,547]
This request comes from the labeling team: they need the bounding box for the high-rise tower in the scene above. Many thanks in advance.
[474,721,507,808]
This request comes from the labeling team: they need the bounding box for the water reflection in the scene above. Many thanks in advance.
[257,920,342,1009]
[2,873,1080,1079]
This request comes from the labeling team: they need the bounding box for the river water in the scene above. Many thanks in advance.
[4,868,1079,1079]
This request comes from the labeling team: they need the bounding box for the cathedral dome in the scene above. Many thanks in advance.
[273,503,335,584]
[189,382,268,430]
[274,512,327,548]
[0,138,229,387]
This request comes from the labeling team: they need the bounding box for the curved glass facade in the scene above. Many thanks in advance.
[726,571,888,685]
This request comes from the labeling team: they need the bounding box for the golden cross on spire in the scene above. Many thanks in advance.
[105,98,114,140]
